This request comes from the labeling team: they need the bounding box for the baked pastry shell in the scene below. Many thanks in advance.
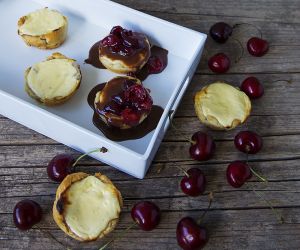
[25,52,81,106]
[17,11,68,49]
[194,82,252,130]
[53,172,123,242]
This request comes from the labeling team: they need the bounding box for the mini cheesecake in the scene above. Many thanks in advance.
[194,82,251,130]
[94,76,153,129]
[99,26,151,74]
[25,53,81,105]
[53,172,123,242]
[18,8,68,49]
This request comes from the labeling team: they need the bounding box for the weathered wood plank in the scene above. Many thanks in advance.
[0,113,299,145]
[0,134,298,168]
[115,0,300,23]
[1,208,300,250]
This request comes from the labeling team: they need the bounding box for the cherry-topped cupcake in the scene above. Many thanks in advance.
[94,76,153,129]
[99,26,151,74]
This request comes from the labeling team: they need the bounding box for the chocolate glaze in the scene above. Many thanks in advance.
[100,32,150,67]
[84,41,105,69]
[88,83,163,141]
[85,41,168,81]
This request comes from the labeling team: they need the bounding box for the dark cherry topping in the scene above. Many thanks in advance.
[95,77,153,128]
[100,26,147,57]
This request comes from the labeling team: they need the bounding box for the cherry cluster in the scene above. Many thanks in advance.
[101,26,140,56]
[208,22,269,74]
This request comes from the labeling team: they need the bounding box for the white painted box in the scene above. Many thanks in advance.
[0,0,206,178]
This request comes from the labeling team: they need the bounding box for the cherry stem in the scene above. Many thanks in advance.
[72,147,108,168]
[252,189,284,224]
[35,225,70,249]
[99,223,136,250]
[232,23,263,39]
[232,38,244,63]
[246,152,268,183]
[197,192,213,225]
[168,111,196,144]
[174,165,190,177]
[250,167,268,183]
[272,79,292,84]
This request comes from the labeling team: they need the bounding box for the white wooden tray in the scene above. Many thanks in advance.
[0,0,206,178]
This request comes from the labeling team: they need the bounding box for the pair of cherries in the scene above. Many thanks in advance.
[208,22,269,74]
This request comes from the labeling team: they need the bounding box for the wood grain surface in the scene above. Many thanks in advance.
[1,0,300,249]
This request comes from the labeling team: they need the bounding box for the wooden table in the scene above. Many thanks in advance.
[1,0,300,249]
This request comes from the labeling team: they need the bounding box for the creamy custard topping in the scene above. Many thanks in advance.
[64,176,121,239]
[27,59,80,100]
[19,8,65,36]
[200,83,251,127]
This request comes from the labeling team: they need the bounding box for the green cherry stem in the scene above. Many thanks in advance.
[197,192,214,225]
[252,189,284,224]
[246,152,268,183]
[99,223,136,250]
[72,147,108,169]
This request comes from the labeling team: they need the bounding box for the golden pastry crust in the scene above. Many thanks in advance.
[194,82,251,130]
[17,9,68,49]
[25,52,81,106]
[53,172,123,242]
[99,38,151,74]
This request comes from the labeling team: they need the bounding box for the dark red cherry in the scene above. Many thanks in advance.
[180,168,206,197]
[189,132,216,161]
[208,53,230,73]
[110,26,124,36]
[47,154,75,182]
[147,55,166,74]
[247,37,269,57]
[101,34,121,47]
[234,131,263,154]
[226,161,252,188]
[13,200,42,230]
[131,201,160,231]
[209,22,233,43]
[177,217,208,250]
[241,76,264,99]
[121,108,140,126]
